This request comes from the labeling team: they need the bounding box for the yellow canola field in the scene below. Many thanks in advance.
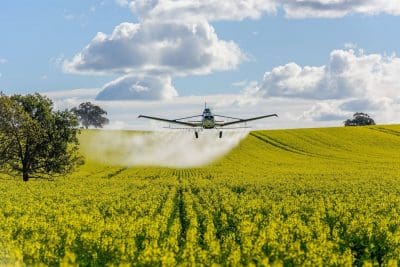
[1,125,400,266]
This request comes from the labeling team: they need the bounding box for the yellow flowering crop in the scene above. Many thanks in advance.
[1,125,400,266]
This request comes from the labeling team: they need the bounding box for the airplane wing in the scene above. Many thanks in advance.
[138,115,202,127]
[216,114,278,127]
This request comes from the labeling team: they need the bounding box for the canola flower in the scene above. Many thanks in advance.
[0,125,400,266]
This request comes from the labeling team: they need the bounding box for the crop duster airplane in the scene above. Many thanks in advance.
[138,104,278,138]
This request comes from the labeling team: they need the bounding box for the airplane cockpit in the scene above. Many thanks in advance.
[203,108,214,120]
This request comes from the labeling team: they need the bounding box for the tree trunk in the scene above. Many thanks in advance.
[23,171,29,182]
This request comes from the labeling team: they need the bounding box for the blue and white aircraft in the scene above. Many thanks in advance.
[139,104,277,138]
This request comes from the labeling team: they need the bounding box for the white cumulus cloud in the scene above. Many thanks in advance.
[117,0,400,20]
[302,96,400,124]
[96,74,178,100]
[282,0,400,18]
[301,102,350,121]
[64,20,244,76]
[64,18,244,101]
[66,0,400,102]
[242,48,400,124]
[339,97,395,111]
[125,0,277,21]
[254,49,400,100]
[43,88,101,99]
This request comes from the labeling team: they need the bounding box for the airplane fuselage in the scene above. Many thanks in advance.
[202,108,215,129]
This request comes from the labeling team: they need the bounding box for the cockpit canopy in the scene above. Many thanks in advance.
[203,108,213,120]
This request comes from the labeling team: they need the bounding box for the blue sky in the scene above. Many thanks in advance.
[0,1,131,93]
[1,1,400,129]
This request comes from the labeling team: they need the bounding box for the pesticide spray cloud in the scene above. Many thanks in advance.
[82,130,249,167]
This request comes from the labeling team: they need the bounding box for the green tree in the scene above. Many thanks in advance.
[344,112,376,126]
[71,102,109,129]
[0,93,83,181]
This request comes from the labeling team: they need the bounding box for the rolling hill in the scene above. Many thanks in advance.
[1,125,400,266]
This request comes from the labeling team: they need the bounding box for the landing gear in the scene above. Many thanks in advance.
[219,131,223,138]
[195,131,199,139]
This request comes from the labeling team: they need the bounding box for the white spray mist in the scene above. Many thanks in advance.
[82,130,249,167]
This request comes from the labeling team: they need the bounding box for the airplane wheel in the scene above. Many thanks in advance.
[195,132,199,139]
[219,131,222,138]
